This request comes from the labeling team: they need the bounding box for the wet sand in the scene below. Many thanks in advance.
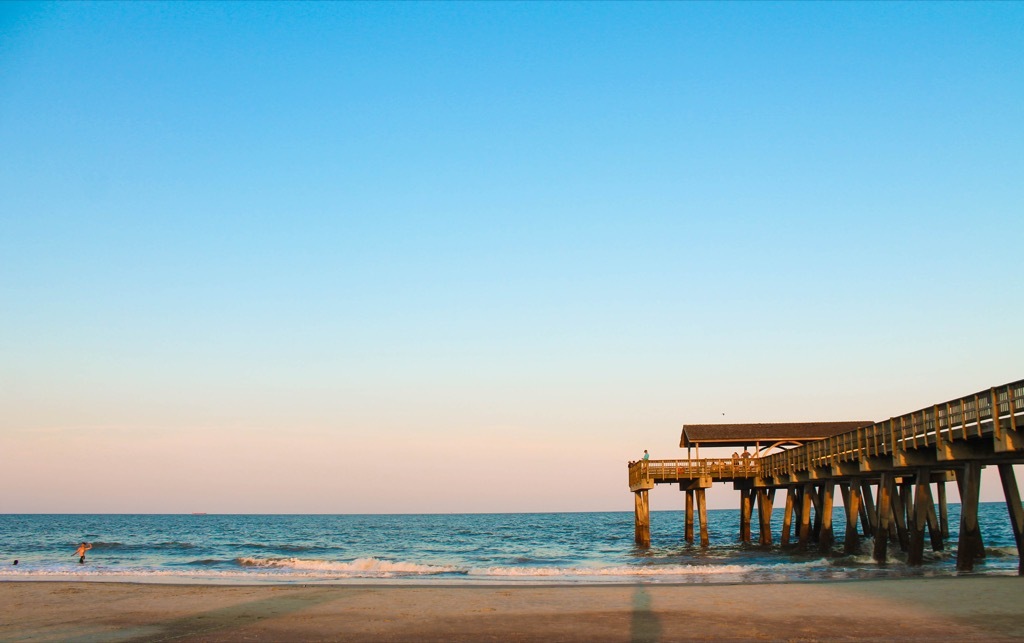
[2,576,1023,641]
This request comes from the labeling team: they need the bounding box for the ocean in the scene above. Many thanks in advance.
[1,503,1019,584]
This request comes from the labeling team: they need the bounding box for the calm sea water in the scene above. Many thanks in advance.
[1,503,1019,584]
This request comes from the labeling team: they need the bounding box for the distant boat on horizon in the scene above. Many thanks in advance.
[191,512,207,516]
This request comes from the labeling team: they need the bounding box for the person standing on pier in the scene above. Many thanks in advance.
[642,450,649,461]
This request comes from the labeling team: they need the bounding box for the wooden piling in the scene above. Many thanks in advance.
[923,481,943,552]
[956,462,984,571]
[792,486,803,540]
[873,473,895,563]
[907,469,929,566]
[861,481,877,535]
[901,482,913,536]
[781,488,795,547]
[798,483,813,548]
[685,489,694,544]
[890,482,910,552]
[739,488,753,544]
[818,480,835,553]
[937,480,949,539]
[697,488,710,548]
[634,490,650,547]
[955,467,986,555]
[857,501,871,536]
[997,464,1024,575]
[757,488,774,546]
[809,486,823,544]
[841,482,862,555]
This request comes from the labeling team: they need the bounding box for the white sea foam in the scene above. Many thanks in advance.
[0,558,833,582]
[467,564,747,577]
[235,556,461,576]
[468,559,830,577]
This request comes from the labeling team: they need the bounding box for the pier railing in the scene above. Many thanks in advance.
[759,380,1024,478]
[629,457,758,489]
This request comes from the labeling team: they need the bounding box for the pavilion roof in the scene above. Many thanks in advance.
[679,421,873,448]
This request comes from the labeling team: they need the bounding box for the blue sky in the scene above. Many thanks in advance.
[1,2,1022,512]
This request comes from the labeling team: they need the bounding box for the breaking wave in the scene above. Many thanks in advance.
[234,556,462,576]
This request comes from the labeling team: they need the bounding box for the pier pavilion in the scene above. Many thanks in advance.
[628,379,1024,574]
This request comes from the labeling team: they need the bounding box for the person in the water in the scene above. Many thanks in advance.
[74,542,92,564]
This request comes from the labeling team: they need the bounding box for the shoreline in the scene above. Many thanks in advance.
[4,576,1023,641]
[0,567,1018,587]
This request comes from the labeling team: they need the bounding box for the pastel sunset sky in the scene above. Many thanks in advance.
[2,2,1021,513]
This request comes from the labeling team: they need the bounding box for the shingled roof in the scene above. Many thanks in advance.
[679,421,873,448]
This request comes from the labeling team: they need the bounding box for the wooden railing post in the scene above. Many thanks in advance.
[1010,384,1020,433]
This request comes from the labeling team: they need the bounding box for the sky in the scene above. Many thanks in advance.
[1,2,1022,514]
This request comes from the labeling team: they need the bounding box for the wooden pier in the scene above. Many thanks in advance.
[628,379,1024,574]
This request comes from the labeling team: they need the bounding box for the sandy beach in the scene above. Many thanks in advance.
[2,576,1023,642]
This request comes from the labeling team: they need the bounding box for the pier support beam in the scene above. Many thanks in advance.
[924,482,943,552]
[757,489,774,546]
[697,488,710,548]
[792,487,803,542]
[873,473,895,563]
[798,483,813,548]
[998,464,1024,575]
[739,488,753,544]
[956,462,984,571]
[809,486,823,544]
[861,481,877,535]
[685,490,694,544]
[781,488,795,547]
[841,482,862,555]
[634,490,650,548]
[908,469,930,565]
[891,482,910,551]
[818,480,835,553]
[938,480,949,539]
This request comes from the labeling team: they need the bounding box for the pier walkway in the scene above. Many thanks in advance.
[627,379,1024,573]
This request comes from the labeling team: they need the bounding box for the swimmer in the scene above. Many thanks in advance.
[74,542,92,564]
